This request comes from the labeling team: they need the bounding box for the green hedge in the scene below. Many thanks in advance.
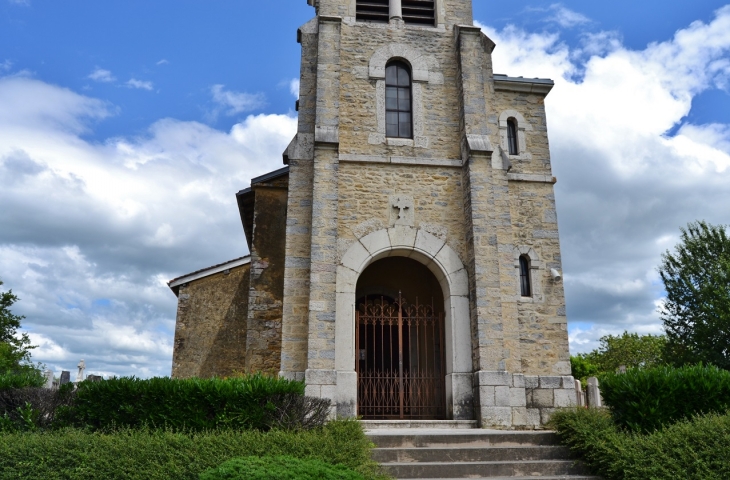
[0,419,388,480]
[61,374,308,432]
[551,408,730,480]
[0,370,45,390]
[599,364,730,432]
[199,455,365,480]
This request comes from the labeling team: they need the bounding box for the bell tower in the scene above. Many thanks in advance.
[279,0,575,428]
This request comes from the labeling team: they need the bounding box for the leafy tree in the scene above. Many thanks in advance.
[571,332,666,383]
[659,221,730,369]
[0,279,36,373]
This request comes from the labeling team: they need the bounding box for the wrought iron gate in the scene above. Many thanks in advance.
[356,293,446,419]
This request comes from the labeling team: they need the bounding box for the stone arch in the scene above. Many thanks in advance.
[368,43,437,83]
[334,226,473,420]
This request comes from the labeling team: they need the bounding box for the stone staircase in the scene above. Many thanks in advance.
[365,423,600,480]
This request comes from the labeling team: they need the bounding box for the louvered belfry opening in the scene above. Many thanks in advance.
[402,0,436,26]
[356,0,389,23]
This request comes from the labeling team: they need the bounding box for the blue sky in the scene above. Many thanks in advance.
[1,1,730,378]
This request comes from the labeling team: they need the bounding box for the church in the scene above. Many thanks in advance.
[167,0,576,429]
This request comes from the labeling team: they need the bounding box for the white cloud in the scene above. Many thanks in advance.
[0,60,12,72]
[208,84,265,120]
[88,68,116,83]
[126,78,154,91]
[0,75,296,377]
[156,59,169,66]
[546,4,590,28]
[8,0,29,6]
[478,5,730,354]
[289,79,300,98]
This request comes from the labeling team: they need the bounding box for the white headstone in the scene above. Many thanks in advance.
[44,369,54,389]
[76,359,86,383]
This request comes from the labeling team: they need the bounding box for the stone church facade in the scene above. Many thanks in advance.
[168,0,576,428]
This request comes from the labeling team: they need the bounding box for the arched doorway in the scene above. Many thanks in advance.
[355,257,446,420]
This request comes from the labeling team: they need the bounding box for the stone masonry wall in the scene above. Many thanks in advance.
[246,178,288,374]
[337,163,467,262]
[171,264,250,379]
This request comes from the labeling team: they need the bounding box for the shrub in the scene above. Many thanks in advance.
[0,370,45,390]
[61,374,326,432]
[0,384,75,431]
[0,419,388,480]
[599,363,730,432]
[551,408,730,480]
[199,455,365,480]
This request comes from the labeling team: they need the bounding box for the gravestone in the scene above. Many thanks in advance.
[76,359,86,383]
[587,377,602,408]
[87,375,102,382]
[43,369,54,389]
[60,371,71,385]
[574,379,585,407]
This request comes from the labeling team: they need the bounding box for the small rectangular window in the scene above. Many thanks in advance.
[507,119,519,155]
[402,0,436,26]
[356,0,389,23]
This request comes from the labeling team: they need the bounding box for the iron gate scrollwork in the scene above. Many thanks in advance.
[355,293,446,419]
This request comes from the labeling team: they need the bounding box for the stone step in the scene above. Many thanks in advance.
[373,445,571,463]
[397,477,602,480]
[368,430,560,448]
[380,459,587,478]
[362,420,478,430]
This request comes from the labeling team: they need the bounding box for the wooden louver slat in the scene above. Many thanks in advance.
[402,0,435,25]
[356,0,389,23]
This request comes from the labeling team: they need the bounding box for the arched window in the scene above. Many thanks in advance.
[519,255,531,297]
[385,61,412,139]
[507,118,518,155]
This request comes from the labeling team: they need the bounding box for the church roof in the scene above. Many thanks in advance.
[167,256,251,296]
[236,166,290,249]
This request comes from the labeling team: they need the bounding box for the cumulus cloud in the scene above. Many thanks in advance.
[126,78,153,91]
[208,84,266,120]
[289,79,300,98]
[88,68,115,83]
[0,74,296,377]
[478,5,730,353]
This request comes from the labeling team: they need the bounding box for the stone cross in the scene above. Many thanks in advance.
[393,196,410,221]
[390,194,414,226]
[76,359,86,383]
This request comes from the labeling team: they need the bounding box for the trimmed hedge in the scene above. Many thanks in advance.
[600,363,730,432]
[199,455,365,480]
[1,375,330,433]
[61,374,318,432]
[0,419,388,480]
[551,408,730,480]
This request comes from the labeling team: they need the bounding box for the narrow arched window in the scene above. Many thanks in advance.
[385,61,412,139]
[519,255,531,297]
[507,118,518,155]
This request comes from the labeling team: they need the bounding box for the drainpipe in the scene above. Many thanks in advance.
[390,0,402,21]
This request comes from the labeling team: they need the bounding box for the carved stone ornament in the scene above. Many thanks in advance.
[389,194,414,227]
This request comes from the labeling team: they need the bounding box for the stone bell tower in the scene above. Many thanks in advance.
[278,0,575,428]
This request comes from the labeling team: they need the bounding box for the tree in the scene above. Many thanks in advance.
[570,332,666,383]
[659,221,730,369]
[0,279,36,373]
